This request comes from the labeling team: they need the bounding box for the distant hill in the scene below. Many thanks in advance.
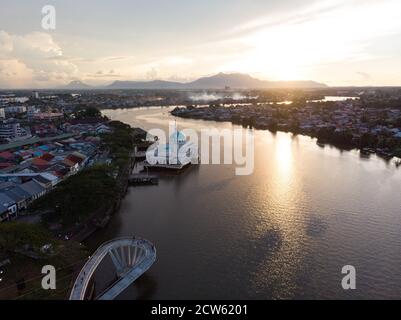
[57,80,92,90]
[106,73,327,89]
[107,80,184,90]
[57,73,327,90]
[187,73,262,89]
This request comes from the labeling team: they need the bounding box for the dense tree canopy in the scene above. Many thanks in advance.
[30,165,118,227]
[73,106,103,119]
[0,222,54,255]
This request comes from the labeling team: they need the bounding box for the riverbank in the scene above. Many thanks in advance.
[30,121,148,242]
[73,126,149,242]
[171,104,401,163]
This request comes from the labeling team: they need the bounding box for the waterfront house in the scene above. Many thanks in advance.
[19,180,46,203]
[0,193,17,222]
[2,188,28,211]
[0,204,10,222]
[10,186,30,210]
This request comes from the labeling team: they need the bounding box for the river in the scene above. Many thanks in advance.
[86,106,401,299]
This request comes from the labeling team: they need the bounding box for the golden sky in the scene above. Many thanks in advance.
[1,0,401,88]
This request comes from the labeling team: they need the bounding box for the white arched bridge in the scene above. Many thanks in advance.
[69,237,156,300]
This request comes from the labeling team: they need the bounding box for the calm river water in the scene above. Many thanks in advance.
[87,106,401,299]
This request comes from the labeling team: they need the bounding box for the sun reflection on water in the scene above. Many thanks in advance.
[274,133,294,180]
[251,132,308,298]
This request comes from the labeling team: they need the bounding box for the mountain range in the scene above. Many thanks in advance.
[58,73,327,90]
[59,80,92,90]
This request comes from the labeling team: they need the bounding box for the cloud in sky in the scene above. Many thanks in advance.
[1,0,401,88]
[217,0,401,82]
[0,30,78,87]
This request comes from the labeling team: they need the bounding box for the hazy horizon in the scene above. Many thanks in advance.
[1,0,401,89]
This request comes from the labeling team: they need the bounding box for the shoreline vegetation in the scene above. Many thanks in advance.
[171,101,401,163]
[30,120,142,241]
[0,107,149,299]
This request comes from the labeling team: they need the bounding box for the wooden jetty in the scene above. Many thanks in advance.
[128,174,159,186]
[143,161,191,172]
